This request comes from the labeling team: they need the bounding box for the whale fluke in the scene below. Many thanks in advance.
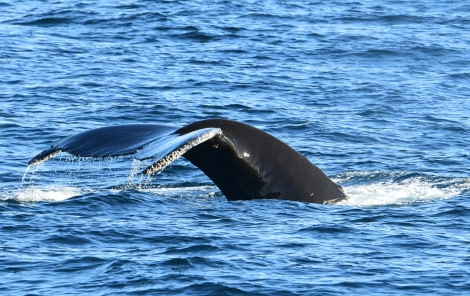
[29,119,347,204]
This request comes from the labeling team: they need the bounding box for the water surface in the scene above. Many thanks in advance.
[1,0,469,295]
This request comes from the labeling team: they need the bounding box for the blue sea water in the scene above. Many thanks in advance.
[1,0,470,295]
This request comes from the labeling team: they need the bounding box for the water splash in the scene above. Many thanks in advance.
[141,185,217,196]
[2,186,82,203]
[338,173,468,207]
[124,159,154,190]
[21,164,43,185]
[15,157,470,206]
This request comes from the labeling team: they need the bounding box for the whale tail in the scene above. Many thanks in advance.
[29,119,347,204]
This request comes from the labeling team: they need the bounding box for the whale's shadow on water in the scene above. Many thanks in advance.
[29,119,347,204]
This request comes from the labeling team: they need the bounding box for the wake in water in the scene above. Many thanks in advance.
[5,158,469,207]
[337,172,469,207]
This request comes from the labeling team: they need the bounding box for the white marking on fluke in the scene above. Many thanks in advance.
[142,128,222,175]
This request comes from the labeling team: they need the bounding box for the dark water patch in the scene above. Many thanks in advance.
[12,16,74,27]
[170,26,217,42]
[174,282,258,296]
[101,11,167,25]
[103,258,136,275]
[218,103,252,111]
[350,214,387,223]
[357,48,407,58]
[196,212,235,224]
[447,72,470,80]
[113,3,144,10]
[80,81,105,88]
[298,224,354,234]
[422,114,467,129]
[294,256,323,265]
[164,244,221,255]
[430,204,469,218]
[161,257,192,268]
[54,256,108,273]
[146,234,213,247]
[356,109,390,118]
[7,7,100,27]
[335,13,434,25]
[411,45,453,57]
[380,14,433,24]
[188,57,224,65]
[218,48,248,55]
[43,232,93,246]
[327,131,380,144]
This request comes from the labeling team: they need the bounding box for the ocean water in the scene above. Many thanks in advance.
[1,0,470,295]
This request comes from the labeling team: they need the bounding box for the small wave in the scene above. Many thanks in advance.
[10,14,73,27]
[338,173,468,207]
[2,186,82,203]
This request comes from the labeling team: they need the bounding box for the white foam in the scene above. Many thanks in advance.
[3,186,82,203]
[140,185,217,196]
[339,178,465,207]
